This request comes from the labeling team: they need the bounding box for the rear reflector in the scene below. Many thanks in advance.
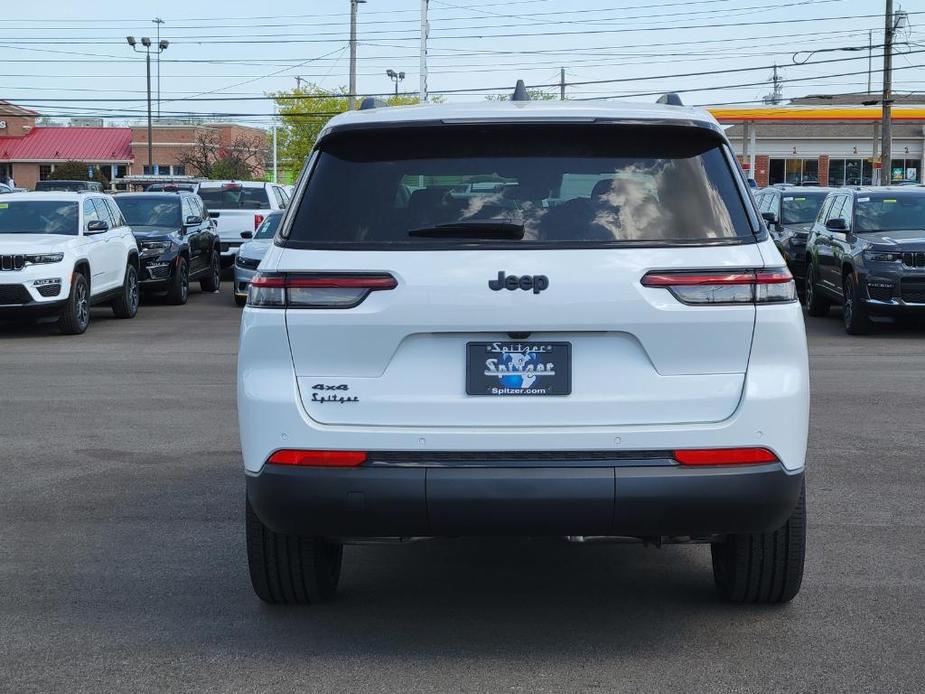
[247,272,397,308]
[673,447,778,466]
[268,450,367,467]
[642,268,796,304]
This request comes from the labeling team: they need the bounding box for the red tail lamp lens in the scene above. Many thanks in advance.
[254,214,265,230]
[268,450,367,467]
[673,448,778,466]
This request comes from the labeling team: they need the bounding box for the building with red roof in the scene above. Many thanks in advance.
[0,100,267,190]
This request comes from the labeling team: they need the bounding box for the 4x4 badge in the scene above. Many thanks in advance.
[488,271,549,294]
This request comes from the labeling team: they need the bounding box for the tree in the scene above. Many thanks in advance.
[47,160,110,187]
[271,84,439,171]
[176,129,267,180]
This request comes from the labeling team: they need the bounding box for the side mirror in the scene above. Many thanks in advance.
[761,211,779,226]
[240,231,253,240]
[825,218,848,232]
[208,211,220,219]
[185,215,202,226]
[85,220,110,234]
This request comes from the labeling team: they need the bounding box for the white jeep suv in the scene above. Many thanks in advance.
[238,100,809,605]
[0,192,140,334]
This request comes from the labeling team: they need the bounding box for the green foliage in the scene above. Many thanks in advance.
[271,84,442,172]
[47,160,110,187]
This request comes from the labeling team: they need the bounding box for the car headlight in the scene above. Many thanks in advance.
[863,250,901,263]
[24,253,64,265]
[139,241,170,257]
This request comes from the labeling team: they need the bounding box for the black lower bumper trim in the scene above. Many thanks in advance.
[247,462,805,539]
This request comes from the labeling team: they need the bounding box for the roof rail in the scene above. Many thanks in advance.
[656,93,683,106]
[511,79,530,102]
[359,97,388,110]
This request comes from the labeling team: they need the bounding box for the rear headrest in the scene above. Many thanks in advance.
[591,178,614,200]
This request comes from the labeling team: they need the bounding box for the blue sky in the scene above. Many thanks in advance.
[0,0,920,125]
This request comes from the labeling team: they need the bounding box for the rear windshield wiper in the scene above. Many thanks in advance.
[407,222,525,240]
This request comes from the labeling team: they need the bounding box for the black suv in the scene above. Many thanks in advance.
[755,185,833,284]
[114,192,221,304]
[804,186,925,333]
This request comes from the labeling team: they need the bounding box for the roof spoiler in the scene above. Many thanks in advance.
[512,80,530,101]
[359,97,388,110]
[657,93,683,106]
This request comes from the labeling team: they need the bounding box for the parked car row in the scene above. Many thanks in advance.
[759,184,925,334]
[0,188,222,334]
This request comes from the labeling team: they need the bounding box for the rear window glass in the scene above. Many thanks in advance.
[854,193,925,232]
[284,125,752,248]
[197,186,269,210]
[0,200,79,235]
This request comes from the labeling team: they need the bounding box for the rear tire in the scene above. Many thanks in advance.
[842,274,871,335]
[58,272,90,335]
[199,250,221,292]
[111,263,139,319]
[246,497,343,605]
[711,482,806,604]
[803,264,830,317]
[166,257,189,305]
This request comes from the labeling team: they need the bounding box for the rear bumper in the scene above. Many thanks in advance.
[247,461,804,539]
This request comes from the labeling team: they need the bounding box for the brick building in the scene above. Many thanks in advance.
[0,100,268,189]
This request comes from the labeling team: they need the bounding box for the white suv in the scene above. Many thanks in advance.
[0,192,140,334]
[238,100,809,606]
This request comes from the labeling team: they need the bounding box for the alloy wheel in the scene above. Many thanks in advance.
[76,281,89,329]
[128,268,139,313]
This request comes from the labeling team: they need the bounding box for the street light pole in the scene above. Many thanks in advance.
[386,69,405,97]
[146,46,153,171]
[128,36,168,175]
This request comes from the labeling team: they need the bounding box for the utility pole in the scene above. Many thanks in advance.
[420,0,429,102]
[153,18,164,120]
[560,67,566,100]
[868,30,873,94]
[349,0,364,110]
[881,0,894,185]
[272,103,278,184]
[295,76,304,90]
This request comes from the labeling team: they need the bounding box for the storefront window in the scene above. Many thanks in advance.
[770,158,820,185]
[39,165,53,181]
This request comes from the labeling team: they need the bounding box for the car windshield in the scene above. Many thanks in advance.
[197,186,269,209]
[854,194,925,232]
[116,197,181,227]
[781,193,827,224]
[283,124,752,248]
[254,213,282,239]
[0,200,79,235]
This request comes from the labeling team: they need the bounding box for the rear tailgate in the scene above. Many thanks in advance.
[280,245,759,428]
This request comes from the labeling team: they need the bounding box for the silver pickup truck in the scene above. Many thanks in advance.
[195,181,290,267]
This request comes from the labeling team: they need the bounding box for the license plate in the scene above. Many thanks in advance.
[466,341,571,396]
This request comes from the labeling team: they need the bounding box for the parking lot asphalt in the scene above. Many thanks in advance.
[1,284,923,694]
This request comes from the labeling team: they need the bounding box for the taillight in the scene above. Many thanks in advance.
[268,450,367,467]
[673,447,778,466]
[641,268,796,304]
[247,272,397,308]
[254,214,265,230]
